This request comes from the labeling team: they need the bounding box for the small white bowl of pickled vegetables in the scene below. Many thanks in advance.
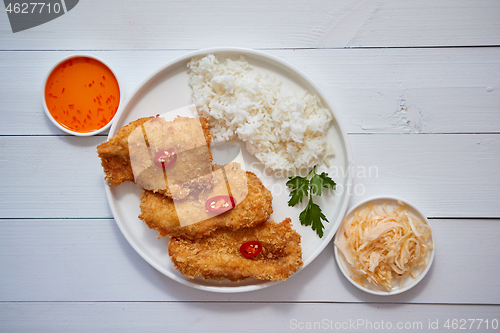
[334,197,435,295]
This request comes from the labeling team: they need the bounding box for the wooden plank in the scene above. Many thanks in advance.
[0,50,187,136]
[316,0,500,48]
[297,48,500,135]
[0,134,498,219]
[0,0,498,327]
[0,0,499,50]
[1,302,499,332]
[347,133,500,218]
[1,48,499,135]
[0,135,111,219]
[0,218,499,304]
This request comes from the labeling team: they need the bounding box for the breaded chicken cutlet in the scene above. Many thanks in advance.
[139,163,273,240]
[168,218,303,282]
[97,116,153,186]
[97,115,213,199]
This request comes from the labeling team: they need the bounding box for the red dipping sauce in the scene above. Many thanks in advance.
[44,56,120,134]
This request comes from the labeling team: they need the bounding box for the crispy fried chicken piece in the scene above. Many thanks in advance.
[139,163,273,240]
[97,116,213,199]
[168,218,303,281]
[97,116,154,186]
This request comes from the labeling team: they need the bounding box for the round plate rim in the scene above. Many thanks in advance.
[104,47,353,293]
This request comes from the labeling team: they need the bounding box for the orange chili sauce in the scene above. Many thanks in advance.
[44,57,120,133]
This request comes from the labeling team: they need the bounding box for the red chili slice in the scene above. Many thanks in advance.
[240,241,262,258]
[205,195,236,213]
[153,149,177,168]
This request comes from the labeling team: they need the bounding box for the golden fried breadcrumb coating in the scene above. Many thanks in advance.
[97,116,154,186]
[97,116,213,199]
[168,218,303,281]
[138,164,273,240]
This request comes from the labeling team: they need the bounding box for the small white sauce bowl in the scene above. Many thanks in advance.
[334,196,435,296]
[42,54,122,136]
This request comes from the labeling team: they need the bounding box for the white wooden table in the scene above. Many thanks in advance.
[1,1,499,331]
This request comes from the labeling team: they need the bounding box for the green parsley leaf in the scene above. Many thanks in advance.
[287,166,336,238]
[286,175,305,190]
[310,173,324,196]
[298,196,328,238]
[286,176,309,207]
[318,172,337,191]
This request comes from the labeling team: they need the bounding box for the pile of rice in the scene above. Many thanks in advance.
[187,54,334,171]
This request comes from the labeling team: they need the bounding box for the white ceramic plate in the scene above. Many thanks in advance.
[334,197,435,295]
[104,47,352,293]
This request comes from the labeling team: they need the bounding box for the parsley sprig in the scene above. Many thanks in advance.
[286,166,336,238]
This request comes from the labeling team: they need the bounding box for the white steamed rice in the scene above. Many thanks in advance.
[187,54,334,171]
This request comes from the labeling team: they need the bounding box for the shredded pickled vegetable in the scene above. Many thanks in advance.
[335,201,433,291]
